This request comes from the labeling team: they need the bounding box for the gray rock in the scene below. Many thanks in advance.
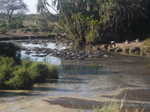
[108,48,116,52]
[130,47,141,54]
[103,54,109,58]
[124,48,130,54]
[115,48,123,53]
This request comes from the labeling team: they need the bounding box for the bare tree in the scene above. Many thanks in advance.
[0,0,27,24]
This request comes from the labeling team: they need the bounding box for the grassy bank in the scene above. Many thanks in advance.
[93,103,144,112]
[0,57,58,90]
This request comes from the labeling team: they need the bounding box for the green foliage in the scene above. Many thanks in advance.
[143,39,150,47]
[93,104,120,112]
[47,64,58,79]
[29,62,58,82]
[0,57,15,88]
[9,16,24,29]
[6,67,33,89]
[38,0,150,47]
[0,22,8,34]
[0,57,58,89]
[0,42,20,62]
[29,63,48,82]
[24,27,32,32]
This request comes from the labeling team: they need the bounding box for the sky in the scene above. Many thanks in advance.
[23,0,38,14]
[23,0,56,14]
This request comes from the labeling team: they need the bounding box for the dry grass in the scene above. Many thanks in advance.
[93,103,120,112]
[93,103,145,112]
[143,39,150,47]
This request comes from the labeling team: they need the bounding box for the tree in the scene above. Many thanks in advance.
[37,0,150,46]
[0,0,27,24]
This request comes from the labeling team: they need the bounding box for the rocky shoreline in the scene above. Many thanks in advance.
[22,45,110,60]
[92,40,150,57]
[21,39,150,60]
[1,36,150,59]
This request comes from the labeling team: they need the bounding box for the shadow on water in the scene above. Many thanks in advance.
[44,97,104,109]
[33,87,76,93]
[59,64,112,75]
[0,87,77,97]
[0,91,41,97]
[57,78,88,84]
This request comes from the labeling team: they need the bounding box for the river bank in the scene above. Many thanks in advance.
[0,54,150,112]
[1,37,150,112]
[0,33,150,59]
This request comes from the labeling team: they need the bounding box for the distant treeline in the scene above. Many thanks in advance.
[37,0,150,46]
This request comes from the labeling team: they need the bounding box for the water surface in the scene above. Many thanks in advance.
[1,39,150,112]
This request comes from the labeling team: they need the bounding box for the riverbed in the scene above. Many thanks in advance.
[0,39,150,112]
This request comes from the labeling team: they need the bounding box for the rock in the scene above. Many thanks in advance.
[124,48,130,54]
[32,54,47,57]
[103,54,109,58]
[130,47,141,55]
[125,40,129,44]
[135,38,139,43]
[115,48,123,53]
[25,51,32,55]
[88,55,92,58]
[108,48,116,52]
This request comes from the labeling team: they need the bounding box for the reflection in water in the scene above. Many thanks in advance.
[60,64,109,75]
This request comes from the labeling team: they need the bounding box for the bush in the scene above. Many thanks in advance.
[0,22,7,34]
[94,104,120,112]
[28,62,58,83]
[0,57,58,89]
[24,28,32,32]
[0,27,7,34]
[6,67,33,89]
[47,65,58,79]
[93,103,144,112]
[32,28,39,33]
[29,63,49,82]
[0,57,16,89]
[143,38,150,47]
[0,42,20,62]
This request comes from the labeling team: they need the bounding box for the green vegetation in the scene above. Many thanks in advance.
[0,22,8,34]
[92,103,144,112]
[0,42,20,62]
[37,0,150,48]
[93,104,120,112]
[0,57,58,90]
[143,39,150,47]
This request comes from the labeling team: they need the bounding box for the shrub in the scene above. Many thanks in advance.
[93,103,144,112]
[0,57,15,89]
[94,104,120,112]
[47,65,58,79]
[28,62,58,83]
[0,42,20,62]
[0,22,7,34]
[29,63,49,82]
[143,39,150,47]
[6,67,33,89]
[32,28,39,33]
[24,28,32,32]
[0,57,58,90]
[0,27,7,34]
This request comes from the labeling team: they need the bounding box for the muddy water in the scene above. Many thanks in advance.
[0,40,150,112]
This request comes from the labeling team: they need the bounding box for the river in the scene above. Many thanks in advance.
[0,39,150,112]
